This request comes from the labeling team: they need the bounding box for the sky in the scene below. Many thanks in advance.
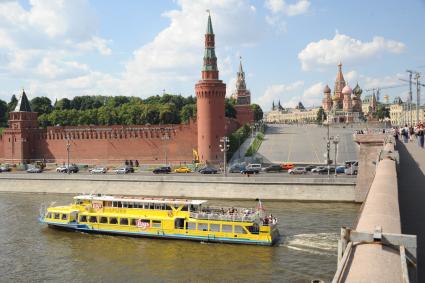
[0,0,424,112]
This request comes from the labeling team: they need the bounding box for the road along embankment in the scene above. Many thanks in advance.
[0,174,356,202]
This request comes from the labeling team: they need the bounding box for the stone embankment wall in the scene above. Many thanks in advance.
[0,175,356,202]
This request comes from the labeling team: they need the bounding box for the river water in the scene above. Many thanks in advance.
[0,192,359,283]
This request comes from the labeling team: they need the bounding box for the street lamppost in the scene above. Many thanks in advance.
[333,135,340,177]
[219,136,230,177]
[161,132,170,166]
[66,136,71,174]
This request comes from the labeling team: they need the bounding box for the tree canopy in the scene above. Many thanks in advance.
[0,93,264,128]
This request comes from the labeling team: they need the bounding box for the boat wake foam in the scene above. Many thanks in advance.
[281,233,338,256]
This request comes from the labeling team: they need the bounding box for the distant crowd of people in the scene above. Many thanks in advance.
[392,123,425,149]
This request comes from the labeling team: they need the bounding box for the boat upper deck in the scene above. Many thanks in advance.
[74,195,207,206]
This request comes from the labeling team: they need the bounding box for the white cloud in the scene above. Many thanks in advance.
[257,80,304,109]
[363,73,405,89]
[301,82,324,107]
[121,0,264,97]
[265,0,310,16]
[344,70,358,84]
[298,32,406,71]
[264,0,310,32]
[286,0,310,16]
[0,0,115,101]
[265,0,285,13]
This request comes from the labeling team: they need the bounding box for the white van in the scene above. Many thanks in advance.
[246,163,262,170]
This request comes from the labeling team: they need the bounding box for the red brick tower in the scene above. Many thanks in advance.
[2,90,39,163]
[195,13,226,164]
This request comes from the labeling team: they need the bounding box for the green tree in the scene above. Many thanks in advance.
[376,105,390,120]
[159,103,180,124]
[316,107,327,123]
[0,99,8,127]
[54,98,71,110]
[30,96,53,114]
[180,104,196,123]
[142,106,160,124]
[225,98,236,118]
[7,95,18,112]
[250,104,263,121]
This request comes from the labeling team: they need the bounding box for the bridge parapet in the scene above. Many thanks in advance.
[332,136,417,283]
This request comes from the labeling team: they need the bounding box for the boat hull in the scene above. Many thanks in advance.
[41,219,277,246]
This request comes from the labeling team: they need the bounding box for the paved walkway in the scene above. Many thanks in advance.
[228,136,254,164]
[397,139,425,281]
[257,124,358,164]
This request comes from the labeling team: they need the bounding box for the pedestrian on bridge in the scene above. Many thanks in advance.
[417,124,424,149]
[402,125,409,143]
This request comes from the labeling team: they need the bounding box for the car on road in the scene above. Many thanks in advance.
[199,166,218,174]
[240,168,259,174]
[304,165,316,172]
[344,160,358,168]
[318,167,335,174]
[344,161,358,175]
[57,164,79,173]
[0,165,11,172]
[263,164,283,173]
[281,163,294,170]
[152,166,171,174]
[89,167,107,174]
[288,167,307,174]
[246,163,262,171]
[115,167,131,174]
[311,166,325,173]
[27,167,42,173]
[229,164,245,173]
[175,167,192,173]
[336,166,346,174]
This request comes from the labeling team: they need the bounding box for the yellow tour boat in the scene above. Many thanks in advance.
[39,194,280,246]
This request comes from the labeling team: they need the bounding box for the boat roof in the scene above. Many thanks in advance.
[74,195,207,206]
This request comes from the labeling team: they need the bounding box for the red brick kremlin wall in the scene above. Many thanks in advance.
[234,105,254,126]
[0,121,198,165]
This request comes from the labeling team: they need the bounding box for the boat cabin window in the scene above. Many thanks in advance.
[89,216,98,223]
[61,214,68,220]
[47,212,52,218]
[152,220,161,228]
[130,219,137,226]
[128,203,134,208]
[123,202,128,208]
[234,225,247,234]
[100,217,108,224]
[247,224,260,234]
[222,224,232,233]
[149,203,154,210]
[198,223,208,231]
[187,222,196,230]
[181,205,189,212]
[79,215,87,222]
[120,218,129,225]
[166,205,173,210]
[117,202,122,208]
[54,213,60,219]
[75,200,84,205]
[109,217,118,224]
[209,224,220,232]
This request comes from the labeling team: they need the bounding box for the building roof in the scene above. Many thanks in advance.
[342,85,352,94]
[14,90,32,112]
[324,85,331,93]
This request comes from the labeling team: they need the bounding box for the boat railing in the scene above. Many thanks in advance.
[189,211,260,222]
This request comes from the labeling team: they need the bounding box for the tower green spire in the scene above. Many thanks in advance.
[206,11,213,34]
[202,12,218,74]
